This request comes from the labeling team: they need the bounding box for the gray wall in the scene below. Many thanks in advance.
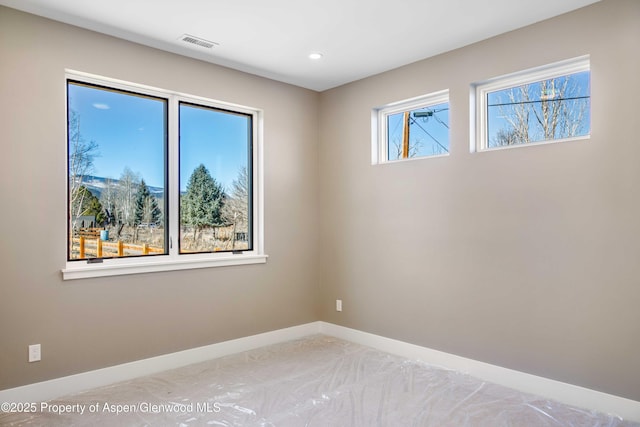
[318,0,640,401]
[0,7,320,390]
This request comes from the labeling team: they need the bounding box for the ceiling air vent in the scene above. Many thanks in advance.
[179,34,218,49]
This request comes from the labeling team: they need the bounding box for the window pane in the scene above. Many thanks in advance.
[179,103,252,254]
[486,70,590,148]
[67,82,168,260]
[386,102,449,161]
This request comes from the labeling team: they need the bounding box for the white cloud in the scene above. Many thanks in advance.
[93,103,110,110]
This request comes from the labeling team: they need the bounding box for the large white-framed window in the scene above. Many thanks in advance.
[372,90,450,164]
[472,56,590,152]
[63,70,266,280]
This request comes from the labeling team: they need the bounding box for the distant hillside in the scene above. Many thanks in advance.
[79,176,165,199]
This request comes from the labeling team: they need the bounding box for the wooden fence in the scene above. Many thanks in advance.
[71,237,164,259]
[211,226,248,242]
[76,227,103,239]
[70,224,248,259]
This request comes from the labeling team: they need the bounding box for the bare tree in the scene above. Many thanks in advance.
[100,178,118,226]
[222,167,250,249]
[494,128,520,147]
[68,109,99,227]
[116,167,140,228]
[391,136,423,159]
[494,86,531,146]
[492,76,589,147]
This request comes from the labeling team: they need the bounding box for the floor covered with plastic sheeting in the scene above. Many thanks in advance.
[1,335,637,426]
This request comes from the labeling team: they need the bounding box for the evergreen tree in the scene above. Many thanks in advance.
[181,164,225,241]
[72,185,106,225]
[134,179,161,226]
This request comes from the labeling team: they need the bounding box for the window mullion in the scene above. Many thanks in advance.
[168,95,181,258]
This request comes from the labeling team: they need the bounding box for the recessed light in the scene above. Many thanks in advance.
[308,52,323,60]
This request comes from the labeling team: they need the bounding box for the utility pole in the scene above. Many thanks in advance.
[402,111,410,159]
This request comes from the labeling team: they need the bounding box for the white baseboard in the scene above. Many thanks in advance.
[0,321,321,404]
[319,322,640,423]
[2,321,638,422]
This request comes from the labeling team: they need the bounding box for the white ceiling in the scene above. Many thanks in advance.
[0,0,599,91]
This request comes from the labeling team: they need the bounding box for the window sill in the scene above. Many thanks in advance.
[62,254,268,280]
[376,152,449,165]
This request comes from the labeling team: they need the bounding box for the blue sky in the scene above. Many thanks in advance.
[387,102,450,160]
[179,104,250,192]
[68,83,249,191]
[486,70,590,145]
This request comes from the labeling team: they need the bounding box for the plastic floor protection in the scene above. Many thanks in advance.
[1,334,638,426]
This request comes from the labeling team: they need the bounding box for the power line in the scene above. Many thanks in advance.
[488,95,590,108]
[389,114,402,137]
[413,108,449,129]
[409,117,448,153]
[432,112,449,129]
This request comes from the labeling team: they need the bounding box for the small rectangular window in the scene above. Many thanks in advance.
[474,56,590,151]
[372,90,450,164]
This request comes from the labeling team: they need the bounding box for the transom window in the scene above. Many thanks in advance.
[372,90,450,164]
[474,56,590,151]
[64,71,265,280]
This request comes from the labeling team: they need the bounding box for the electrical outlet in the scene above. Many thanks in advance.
[336,299,342,312]
[28,344,41,362]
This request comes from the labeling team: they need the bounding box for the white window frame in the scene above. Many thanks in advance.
[471,55,590,153]
[62,70,266,280]
[372,90,450,165]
